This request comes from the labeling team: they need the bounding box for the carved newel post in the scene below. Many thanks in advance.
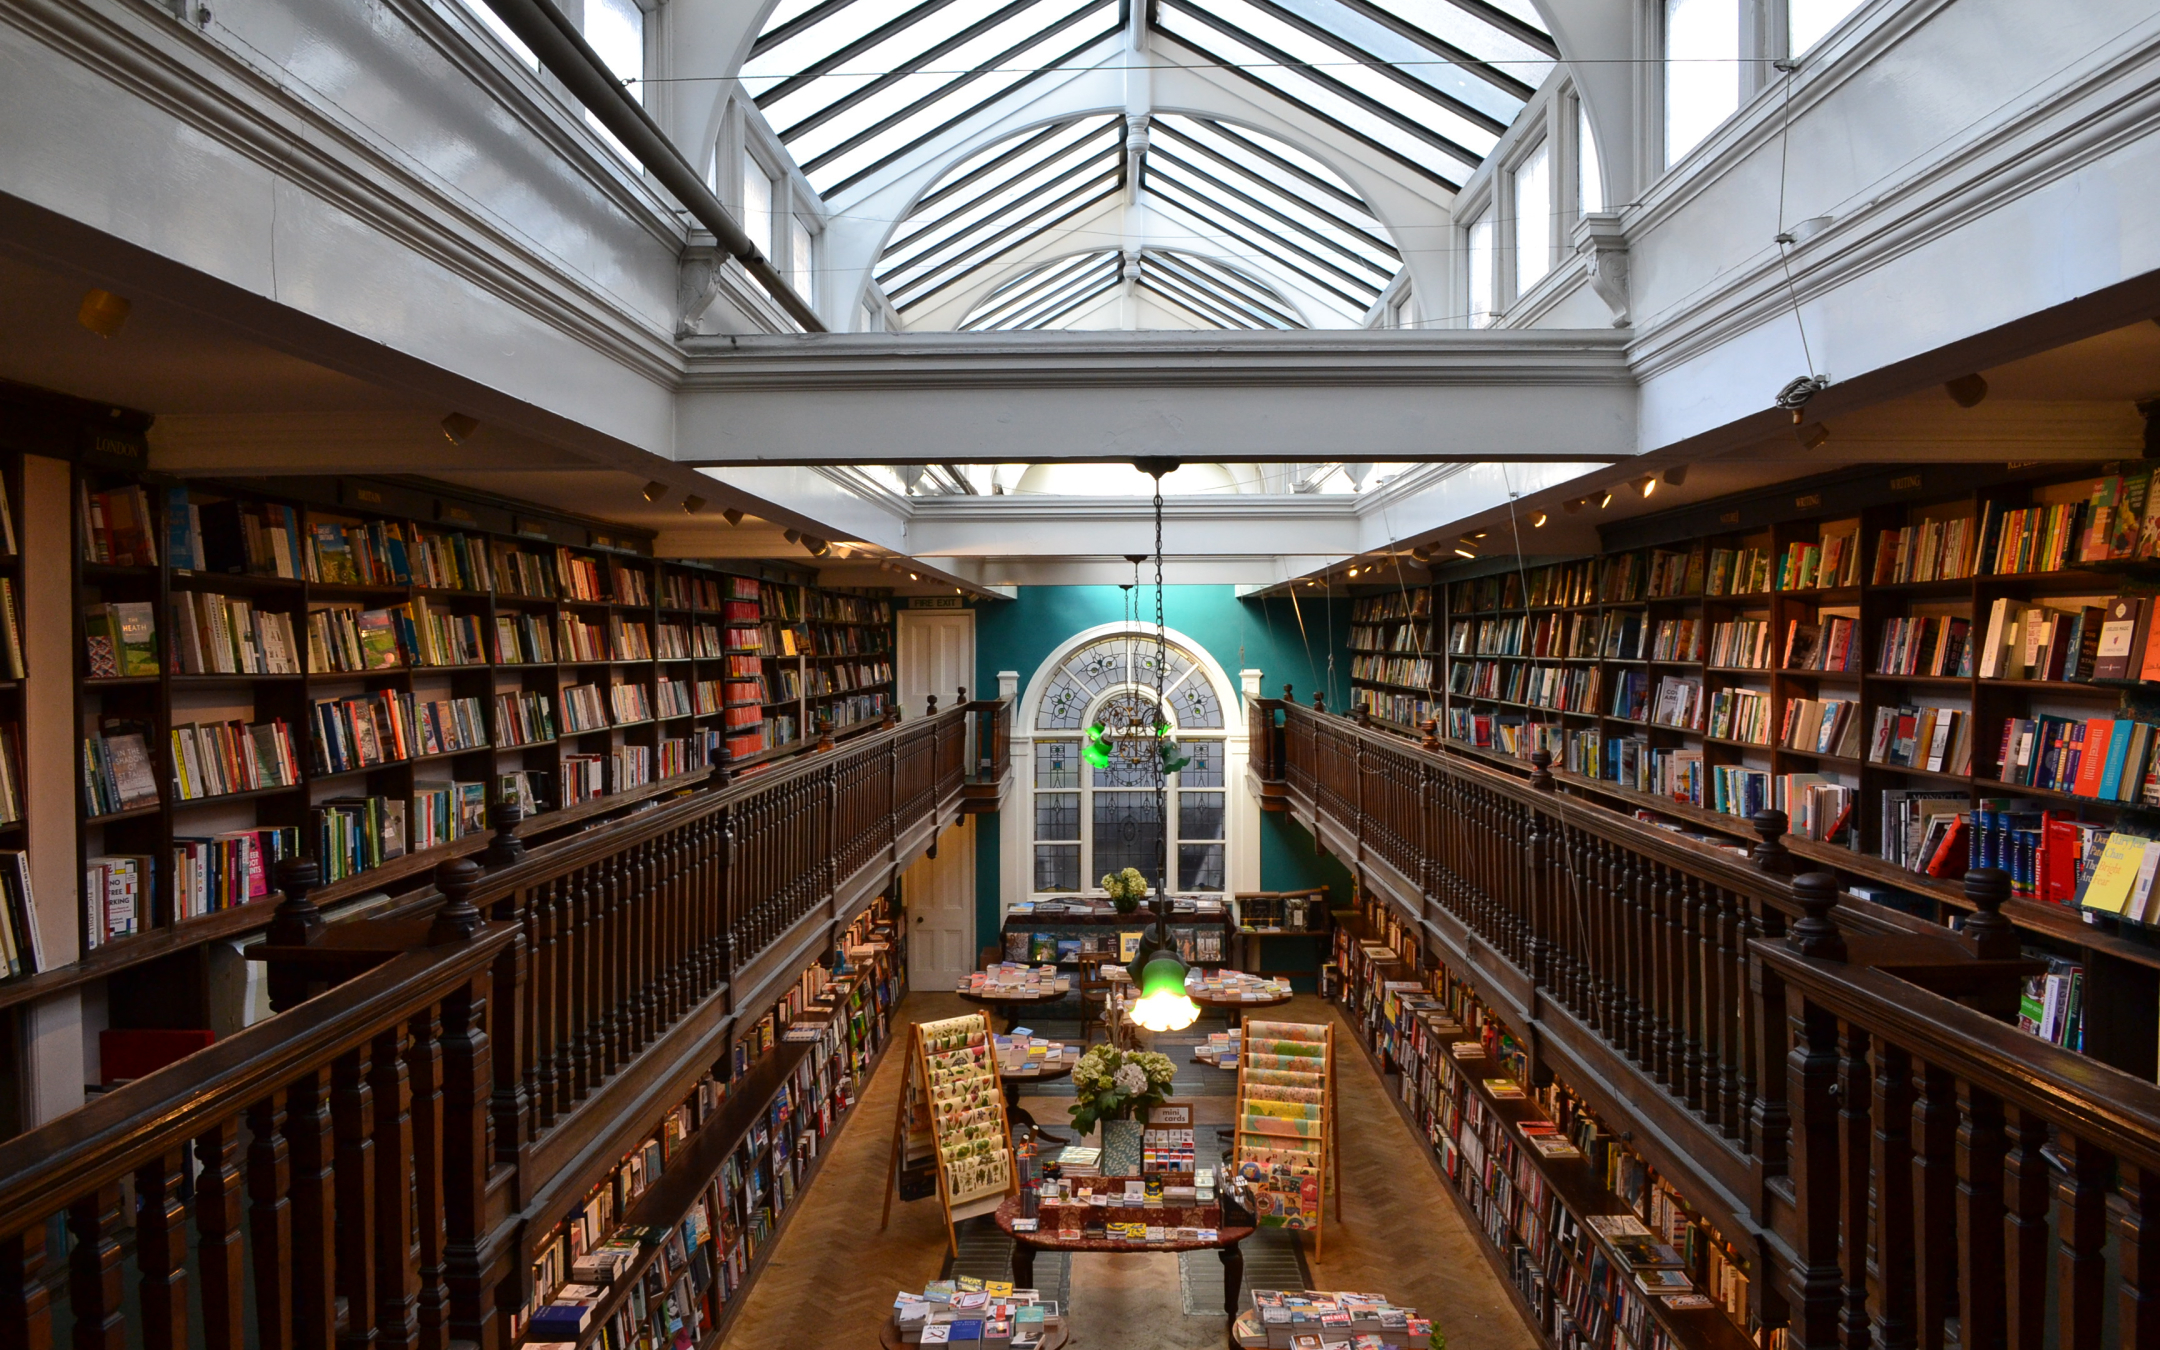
[266,856,325,947]
[1282,683,1294,704]
[925,693,938,718]
[880,706,897,730]
[1354,705,1371,728]
[1528,748,1556,793]
[1960,866,2019,959]
[1311,689,1326,714]
[429,858,485,944]
[816,714,835,752]
[1750,810,1794,876]
[1786,871,1846,961]
[1420,718,1439,752]
[482,796,526,869]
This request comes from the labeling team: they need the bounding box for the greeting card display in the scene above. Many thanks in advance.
[1233,1019,1337,1256]
[883,1012,1018,1252]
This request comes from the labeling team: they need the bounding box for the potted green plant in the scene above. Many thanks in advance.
[1101,867,1148,914]
[1069,1044,1178,1175]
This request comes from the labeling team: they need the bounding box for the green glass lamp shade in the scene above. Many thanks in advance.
[1083,722,1112,769]
[1130,949,1199,1032]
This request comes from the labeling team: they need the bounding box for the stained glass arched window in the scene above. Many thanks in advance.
[1029,633,1229,897]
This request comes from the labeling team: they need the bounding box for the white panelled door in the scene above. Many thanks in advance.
[906,817,977,990]
[898,609,975,721]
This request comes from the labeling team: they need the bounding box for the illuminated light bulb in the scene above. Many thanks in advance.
[1530,512,1548,528]
[1130,951,1200,1032]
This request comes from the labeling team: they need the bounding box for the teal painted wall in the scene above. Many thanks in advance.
[968,585,1354,945]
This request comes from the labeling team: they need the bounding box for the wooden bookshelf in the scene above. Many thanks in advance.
[62,469,896,1006]
[1330,461,2160,1077]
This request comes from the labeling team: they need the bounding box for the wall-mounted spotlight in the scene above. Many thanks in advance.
[1945,374,1989,408]
[1562,498,1584,515]
[1453,546,1477,559]
[1529,512,1548,528]
[804,537,830,556]
[441,413,480,444]
[682,495,706,514]
[722,507,744,526]
[1597,490,1614,509]
[783,528,800,544]
[1634,476,1657,498]
[77,289,131,338]
[1346,566,1360,578]
[908,572,920,581]
[641,481,668,503]
[1796,423,1831,450]
[1662,465,1689,488]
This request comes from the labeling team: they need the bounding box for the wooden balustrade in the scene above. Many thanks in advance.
[1258,698,2160,1350]
[0,701,1001,1350]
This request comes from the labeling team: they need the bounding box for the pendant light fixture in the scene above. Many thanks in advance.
[1128,463,1200,1034]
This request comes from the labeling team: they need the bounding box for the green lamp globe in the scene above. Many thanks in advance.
[1130,948,1200,1032]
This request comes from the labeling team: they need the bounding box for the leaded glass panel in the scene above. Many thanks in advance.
[1178,843,1224,892]
[1181,740,1223,788]
[1035,844,1080,892]
[1092,791,1163,881]
[1179,791,1225,842]
[1035,740,1079,789]
[1036,791,1080,841]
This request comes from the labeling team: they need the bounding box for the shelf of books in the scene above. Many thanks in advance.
[1347,589,1437,731]
[805,590,895,732]
[1387,462,2160,1076]
[68,469,855,978]
[0,453,37,987]
[516,901,900,1348]
[1331,898,1761,1350]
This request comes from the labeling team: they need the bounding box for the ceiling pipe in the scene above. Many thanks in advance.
[477,0,825,333]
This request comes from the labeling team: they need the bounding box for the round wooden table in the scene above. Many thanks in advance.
[956,982,1071,1032]
[1185,986,1293,1028]
[997,1046,1077,1140]
[880,1318,1069,1350]
[992,1195,1256,1324]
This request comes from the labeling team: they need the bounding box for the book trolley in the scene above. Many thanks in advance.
[1231,1019,1339,1257]
[882,1012,1018,1252]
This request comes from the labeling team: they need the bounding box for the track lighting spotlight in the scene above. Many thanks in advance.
[440,413,480,444]
[804,537,829,556]
[1347,567,1360,578]
[1796,422,1831,450]
[1530,512,1548,528]
[77,289,131,338]
[1562,498,1584,515]
[1453,546,1476,559]
[722,507,744,526]
[641,481,667,503]
[1410,544,1432,562]
[682,495,705,514]
[1469,531,1489,541]
[1597,490,1614,510]
[909,572,920,581]
[1635,476,1657,498]
[1945,374,1989,408]
[784,528,800,544]
[1662,465,1689,488]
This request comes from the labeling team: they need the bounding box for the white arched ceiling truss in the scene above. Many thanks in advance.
[875,110,1396,328]
[729,0,1561,327]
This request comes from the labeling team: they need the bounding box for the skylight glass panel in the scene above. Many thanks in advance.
[1578,101,1603,212]
[1467,207,1494,325]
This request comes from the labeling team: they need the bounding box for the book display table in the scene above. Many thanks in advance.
[992,1196,1256,1322]
[1185,973,1294,1028]
[995,1037,1077,1138]
[957,983,1072,1032]
[880,1320,1070,1350]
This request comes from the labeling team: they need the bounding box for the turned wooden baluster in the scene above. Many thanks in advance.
[66,1183,126,1350]
[406,1007,451,1349]
[2117,1165,2160,1349]
[2001,1105,2051,1350]
[1782,986,1843,1350]
[135,1150,191,1350]
[332,1044,379,1350]
[441,974,497,1348]
[195,1120,247,1350]
[1869,1037,1918,1350]
[1910,1062,1958,1350]
[491,920,531,1177]
[1683,876,1711,1116]
[1954,1078,2010,1350]
[285,1067,338,1350]
[0,1218,51,1350]
[563,864,593,1106]
[1836,1022,1872,1349]
[245,1092,294,1350]
[529,876,560,1128]
[2055,1133,2111,1350]
[371,1026,422,1350]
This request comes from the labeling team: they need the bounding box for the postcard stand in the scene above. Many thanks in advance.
[880,1012,1017,1253]
[1232,1019,1338,1258]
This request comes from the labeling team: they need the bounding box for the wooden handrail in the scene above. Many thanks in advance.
[1270,697,2160,1350]
[0,699,1000,1350]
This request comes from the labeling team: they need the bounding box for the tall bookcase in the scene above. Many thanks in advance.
[1340,461,2160,1079]
[67,470,896,979]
